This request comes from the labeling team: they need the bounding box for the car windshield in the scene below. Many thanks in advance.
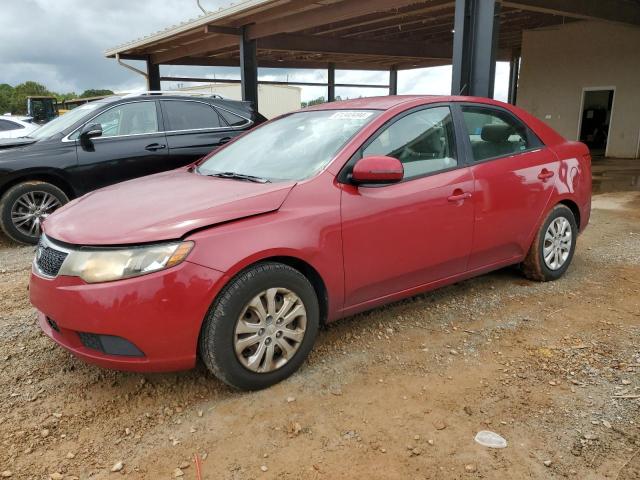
[197,109,380,182]
[28,102,104,139]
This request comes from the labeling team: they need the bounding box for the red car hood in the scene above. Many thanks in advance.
[44,169,296,245]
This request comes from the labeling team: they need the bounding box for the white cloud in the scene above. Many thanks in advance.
[0,0,228,93]
[0,1,511,103]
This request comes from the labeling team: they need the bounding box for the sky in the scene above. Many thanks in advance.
[0,0,510,102]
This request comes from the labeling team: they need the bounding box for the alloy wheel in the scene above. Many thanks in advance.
[10,191,62,238]
[543,216,572,270]
[234,287,307,373]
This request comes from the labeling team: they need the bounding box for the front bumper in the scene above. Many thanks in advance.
[30,261,225,372]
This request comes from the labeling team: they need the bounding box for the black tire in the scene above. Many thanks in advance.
[0,181,69,245]
[522,204,578,282]
[199,262,320,390]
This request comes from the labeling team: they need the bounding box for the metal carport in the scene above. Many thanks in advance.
[105,0,640,105]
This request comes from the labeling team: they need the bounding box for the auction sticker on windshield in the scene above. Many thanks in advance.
[329,111,374,120]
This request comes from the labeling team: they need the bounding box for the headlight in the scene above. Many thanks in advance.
[59,241,194,283]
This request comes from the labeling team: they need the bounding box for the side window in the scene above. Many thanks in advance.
[162,101,222,131]
[217,108,249,127]
[0,120,21,131]
[363,106,457,180]
[461,106,540,162]
[90,102,158,138]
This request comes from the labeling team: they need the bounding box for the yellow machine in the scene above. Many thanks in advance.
[26,96,59,124]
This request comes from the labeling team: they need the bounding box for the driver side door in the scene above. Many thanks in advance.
[73,101,169,192]
[340,105,475,309]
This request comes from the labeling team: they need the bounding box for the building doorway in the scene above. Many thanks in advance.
[578,88,615,157]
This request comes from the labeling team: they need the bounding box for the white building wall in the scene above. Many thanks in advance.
[177,83,301,119]
[518,21,640,158]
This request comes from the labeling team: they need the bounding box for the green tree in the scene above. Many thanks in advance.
[0,84,14,114]
[13,81,50,96]
[301,96,326,108]
[10,81,53,115]
[80,89,114,98]
[1,82,113,116]
[57,92,78,102]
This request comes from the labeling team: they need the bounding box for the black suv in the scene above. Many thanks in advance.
[0,93,266,244]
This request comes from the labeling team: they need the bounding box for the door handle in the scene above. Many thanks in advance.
[145,143,166,151]
[538,169,554,180]
[218,137,232,145]
[447,191,472,202]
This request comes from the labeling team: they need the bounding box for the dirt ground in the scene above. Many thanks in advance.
[1,191,638,480]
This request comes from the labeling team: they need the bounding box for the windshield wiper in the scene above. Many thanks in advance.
[205,171,271,183]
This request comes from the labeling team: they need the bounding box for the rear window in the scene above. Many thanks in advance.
[461,106,542,162]
[0,120,22,131]
[162,100,223,131]
[217,108,249,127]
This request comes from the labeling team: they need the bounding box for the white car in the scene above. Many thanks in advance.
[0,115,39,139]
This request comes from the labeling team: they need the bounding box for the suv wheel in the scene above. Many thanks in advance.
[522,204,578,282]
[0,181,69,245]
[199,262,319,390]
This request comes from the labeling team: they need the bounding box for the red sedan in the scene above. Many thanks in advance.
[30,96,592,390]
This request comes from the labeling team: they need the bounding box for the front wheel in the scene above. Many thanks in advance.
[199,262,319,390]
[0,181,69,245]
[522,204,578,282]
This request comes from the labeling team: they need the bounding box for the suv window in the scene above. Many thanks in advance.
[217,108,249,127]
[363,106,457,180]
[461,106,540,161]
[88,102,158,138]
[162,100,222,131]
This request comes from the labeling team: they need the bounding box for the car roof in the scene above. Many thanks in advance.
[0,115,32,123]
[303,95,509,111]
[93,94,254,113]
[101,94,237,103]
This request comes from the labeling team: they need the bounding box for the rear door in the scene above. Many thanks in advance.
[160,100,242,165]
[74,100,170,191]
[454,103,557,270]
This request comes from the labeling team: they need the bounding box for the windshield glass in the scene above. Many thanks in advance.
[29,102,103,139]
[197,110,380,181]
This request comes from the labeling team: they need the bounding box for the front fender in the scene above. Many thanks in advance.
[185,177,345,321]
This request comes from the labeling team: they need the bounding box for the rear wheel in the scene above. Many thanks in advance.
[522,204,578,282]
[199,262,319,390]
[0,181,69,245]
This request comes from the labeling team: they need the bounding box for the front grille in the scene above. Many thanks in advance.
[36,240,68,277]
[78,332,102,351]
[78,332,144,357]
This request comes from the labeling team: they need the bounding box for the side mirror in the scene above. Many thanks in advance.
[351,155,404,185]
[79,123,102,140]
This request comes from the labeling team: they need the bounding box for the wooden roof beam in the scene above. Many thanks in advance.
[204,25,242,35]
[152,30,452,64]
[245,0,441,40]
[259,33,452,59]
[229,0,322,26]
[309,1,453,36]
[161,57,415,70]
[151,35,238,63]
[341,10,455,38]
[354,15,455,40]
